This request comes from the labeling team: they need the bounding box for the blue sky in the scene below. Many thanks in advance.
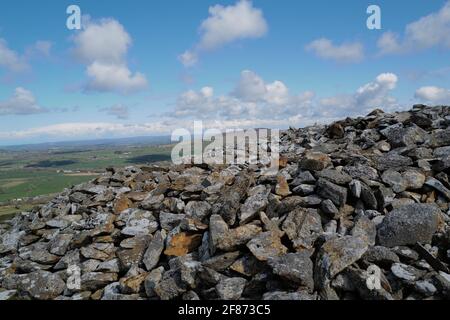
[0,0,450,145]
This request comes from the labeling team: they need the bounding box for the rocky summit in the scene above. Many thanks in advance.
[1,104,450,300]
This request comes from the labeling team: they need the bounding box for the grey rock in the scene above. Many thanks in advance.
[268,252,314,290]
[317,169,352,185]
[321,199,339,219]
[391,263,424,282]
[184,201,212,221]
[154,270,187,300]
[281,208,323,250]
[425,177,450,201]
[159,212,185,231]
[3,271,65,300]
[315,235,369,288]
[247,231,288,261]
[377,204,442,247]
[215,277,247,300]
[362,246,400,268]
[262,290,316,300]
[143,230,165,271]
[316,178,347,208]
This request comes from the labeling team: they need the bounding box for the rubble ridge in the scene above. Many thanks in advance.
[1,104,450,300]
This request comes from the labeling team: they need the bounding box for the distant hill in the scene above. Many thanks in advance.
[0,135,172,152]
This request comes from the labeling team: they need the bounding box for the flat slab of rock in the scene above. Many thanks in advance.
[315,235,369,288]
[247,231,288,261]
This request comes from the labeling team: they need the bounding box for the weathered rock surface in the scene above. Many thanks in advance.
[1,105,450,300]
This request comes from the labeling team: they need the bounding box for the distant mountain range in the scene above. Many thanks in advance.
[0,135,172,151]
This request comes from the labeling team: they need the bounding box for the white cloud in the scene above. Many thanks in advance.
[233,70,292,106]
[180,0,267,66]
[173,71,399,125]
[174,70,314,121]
[306,38,365,63]
[85,62,147,94]
[72,18,148,94]
[378,1,450,55]
[415,86,450,104]
[30,41,52,57]
[178,50,198,67]
[100,104,130,119]
[0,72,403,143]
[318,73,399,116]
[0,39,29,73]
[0,87,46,115]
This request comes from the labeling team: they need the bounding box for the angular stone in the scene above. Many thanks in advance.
[316,178,347,208]
[144,266,164,297]
[351,215,376,246]
[81,272,118,291]
[321,199,339,219]
[391,263,424,282]
[315,235,369,288]
[81,243,115,261]
[275,175,291,197]
[268,251,314,290]
[48,233,73,256]
[154,270,187,300]
[3,271,65,300]
[230,255,266,277]
[425,177,450,201]
[202,252,241,271]
[213,174,252,225]
[210,214,261,252]
[299,151,332,171]
[282,208,323,250]
[317,169,352,185]
[239,188,269,224]
[164,232,202,257]
[362,246,400,268]
[114,195,131,214]
[247,231,288,261]
[159,212,185,231]
[143,231,165,271]
[121,209,158,237]
[382,170,407,193]
[374,152,413,171]
[184,201,212,221]
[215,277,247,300]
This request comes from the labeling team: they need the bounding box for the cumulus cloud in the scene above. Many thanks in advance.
[378,1,450,55]
[100,104,130,119]
[306,38,365,63]
[0,39,52,76]
[0,39,29,73]
[179,0,268,66]
[72,18,148,94]
[318,73,399,116]
[0,87,46,116]
[415,86,450,104]
[172,70,400,127]
[0,72,402,143]
[27,41,52,58]
[174,70,315,121]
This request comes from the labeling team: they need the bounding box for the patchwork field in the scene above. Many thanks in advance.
[0,140,173,220]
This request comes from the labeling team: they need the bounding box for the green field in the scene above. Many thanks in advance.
[0,170,97,203]
[0,142,173,219]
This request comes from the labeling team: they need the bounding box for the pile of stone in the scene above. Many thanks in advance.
[1,104,450,300]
